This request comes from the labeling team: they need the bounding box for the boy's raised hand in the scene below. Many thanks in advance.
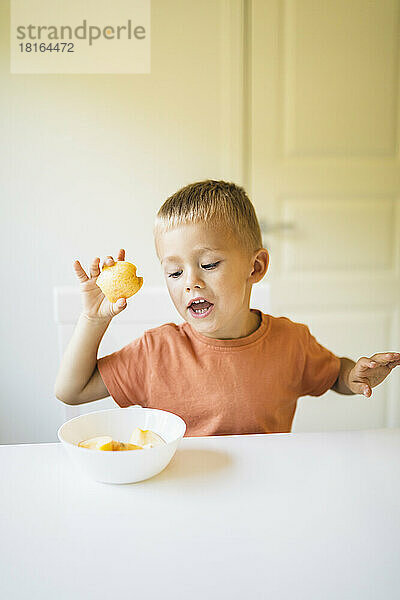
[73,249,127,321]
[347,352,400,397]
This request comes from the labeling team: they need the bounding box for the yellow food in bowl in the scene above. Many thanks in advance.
[78,436,114,450]
[96,260,143,304]
[78,428,166,451]
[129,427,166,448]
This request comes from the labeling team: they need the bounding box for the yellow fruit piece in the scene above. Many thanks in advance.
[96,260,143,304]
[129,427,166,448]
[77,436,143,451]
[99,439,115,450]
[108,440,143,451]
[78,436,113,450]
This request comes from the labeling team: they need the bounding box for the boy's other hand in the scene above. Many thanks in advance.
[347,353,400,397]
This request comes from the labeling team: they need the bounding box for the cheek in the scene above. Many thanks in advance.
[217,273,247,302]
[217,267,244,289]
[166,279,180,300]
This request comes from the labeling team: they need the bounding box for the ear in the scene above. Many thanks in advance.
[153,234,162,262]
[249,248,269,283]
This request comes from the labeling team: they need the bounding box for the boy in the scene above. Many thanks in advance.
[55,180,400,436]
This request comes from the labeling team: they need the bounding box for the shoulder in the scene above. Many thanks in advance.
[266,314,310,337]
[263,314,315,351]
[142,321,188,349]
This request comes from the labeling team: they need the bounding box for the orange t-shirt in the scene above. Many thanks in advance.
[97,309,341,437]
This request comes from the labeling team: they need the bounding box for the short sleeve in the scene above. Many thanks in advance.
[299,326,341,397]
[97,334,149,408]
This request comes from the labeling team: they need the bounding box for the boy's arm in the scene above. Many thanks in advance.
[54,313,112,405]
[331,353,400,397]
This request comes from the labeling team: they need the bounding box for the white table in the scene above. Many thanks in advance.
[1,429,400,599]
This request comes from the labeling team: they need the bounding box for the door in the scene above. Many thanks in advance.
[247,0,400,430]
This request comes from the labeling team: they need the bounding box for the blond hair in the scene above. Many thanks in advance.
[153,179,263,258]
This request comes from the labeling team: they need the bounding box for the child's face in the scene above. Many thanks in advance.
[156,222,267,338]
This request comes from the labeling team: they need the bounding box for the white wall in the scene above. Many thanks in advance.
[1,0,398,443]
[0,0,243,443]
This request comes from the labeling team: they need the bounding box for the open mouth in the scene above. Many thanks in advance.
[188,300,214,318]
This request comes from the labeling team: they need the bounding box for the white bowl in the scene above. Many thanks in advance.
[57,406,186,484]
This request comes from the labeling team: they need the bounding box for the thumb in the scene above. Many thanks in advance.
[352,381,372,397]
[113,298,126,314]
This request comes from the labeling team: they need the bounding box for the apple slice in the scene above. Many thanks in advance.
[78,435,113,450]
[129,427,166,448]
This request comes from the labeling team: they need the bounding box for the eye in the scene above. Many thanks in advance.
[167,261,220,278]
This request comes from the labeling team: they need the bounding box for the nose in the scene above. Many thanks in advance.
[186,283,201,291]
[185,269,205,291]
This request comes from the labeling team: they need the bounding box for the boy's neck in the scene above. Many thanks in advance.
[189,308,262,340]
[246,309,262,336]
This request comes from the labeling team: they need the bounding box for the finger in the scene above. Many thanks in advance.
[73,259,89,283]
[117,248,125,261]
[387,360,400,369]
[363,384,372,397]
[101,255,114,270]
[111,298,126,315]
[357,357,377,370]
[370,352,400,364]
[352,380,372,397]
[89,257,101,278]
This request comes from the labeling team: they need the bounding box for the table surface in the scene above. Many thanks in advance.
[1,429,400,600]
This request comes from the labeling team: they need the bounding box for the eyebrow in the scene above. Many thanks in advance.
[162,247,222,264]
